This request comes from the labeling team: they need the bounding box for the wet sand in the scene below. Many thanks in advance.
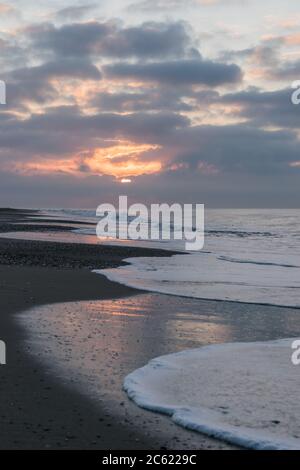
[0,265,238,449]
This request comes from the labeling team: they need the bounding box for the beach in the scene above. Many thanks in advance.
[1,209,300,449]
[0,210,234,449]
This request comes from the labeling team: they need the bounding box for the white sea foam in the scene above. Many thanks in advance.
[97,248,300,307]
[124,339,300,450]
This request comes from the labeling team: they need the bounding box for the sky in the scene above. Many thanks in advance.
[0,0,299,208]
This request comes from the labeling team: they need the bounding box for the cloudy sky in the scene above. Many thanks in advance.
[0,0,299,207]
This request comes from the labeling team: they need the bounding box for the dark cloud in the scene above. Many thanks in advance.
[29,20,193,59]
[105,58,242,86]
[4,59,101,107]
[26,108,189,142]
[219,88,300,129]
[29,21,109,57]
[90,89,194,112]
[12,59,102,81]
[0,107,189,159]
[166,124,300,174]
[103,21,194,59]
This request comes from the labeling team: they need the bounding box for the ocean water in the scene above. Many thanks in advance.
[41,208,300,308]
[5,208,299,307]
[94,209,300,308]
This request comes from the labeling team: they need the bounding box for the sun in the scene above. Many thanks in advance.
[120,178,132,184]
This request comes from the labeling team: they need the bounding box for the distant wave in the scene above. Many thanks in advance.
[219,255,300,269]
[206,230,274,238]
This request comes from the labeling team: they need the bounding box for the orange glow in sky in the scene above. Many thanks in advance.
[85,141,162,178]
[14,141,162,181]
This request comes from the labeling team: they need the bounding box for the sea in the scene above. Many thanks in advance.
[41,208,300,308]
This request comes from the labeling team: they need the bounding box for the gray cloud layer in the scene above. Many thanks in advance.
[29,20,193,59]
[0,13,299,207]
[105,58,242,86]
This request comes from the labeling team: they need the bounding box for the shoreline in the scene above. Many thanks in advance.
[1,209,299,449]
[0,265,145,449]
[10,270,300,450]
[0,265,236,450]
[0,209,233,449]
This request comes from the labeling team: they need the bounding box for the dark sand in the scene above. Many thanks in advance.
[0,266,141,449]
[0,237,178,269]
